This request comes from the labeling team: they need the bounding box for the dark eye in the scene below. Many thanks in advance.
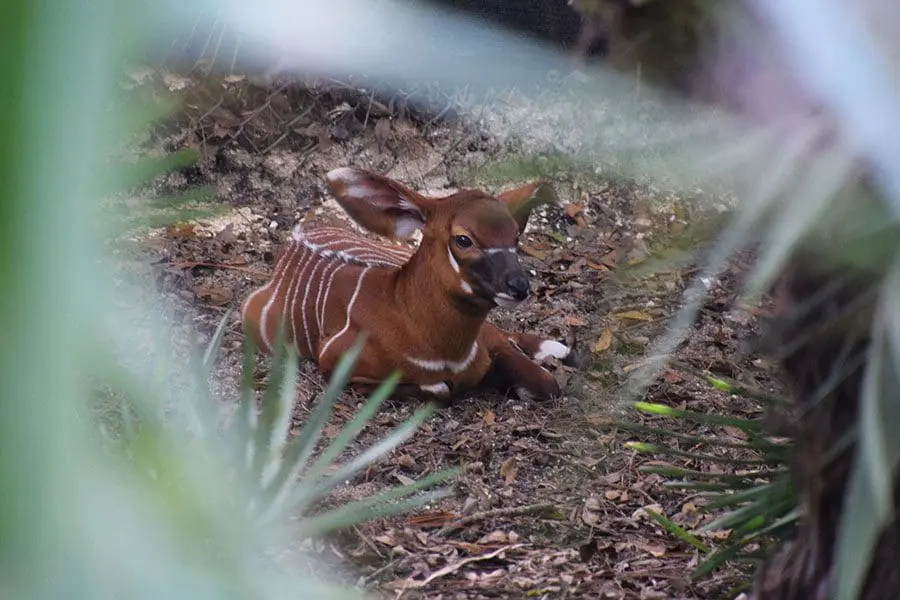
[454,235,474,249]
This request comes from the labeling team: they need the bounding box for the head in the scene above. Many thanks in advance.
[325,167,556,309]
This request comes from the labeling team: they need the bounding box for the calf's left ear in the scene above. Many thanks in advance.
[496,181,560,234]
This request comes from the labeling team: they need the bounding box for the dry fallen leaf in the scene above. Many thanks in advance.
[593,327,613,353]
[478,531,513,545]
[632,503,665,521]
[397,454,417,469]
[193,284,232,306]
[636,540,668,558]
[582,496,602,527]
[604,489,621,501]
[723,425,749,440]
[663,369,686,384]
[408,511,456,527]
[585,260,609,271]
[374,117,392,151]
[522,245,548,261]
[165,223,196,238]
[565,314,588,327]
[482,410,496,426]
[615,310,654,322]
[565,203,584,218]
[394,473,415,486]
[499,457,518,484]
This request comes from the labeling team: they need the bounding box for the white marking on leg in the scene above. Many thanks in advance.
[406,342,479,374]
[515,387,535,402]
[420,382,451,397]
[534,340,571,362]
[260,244,300,350]
[447,246,460,273]
[319,267,371,360]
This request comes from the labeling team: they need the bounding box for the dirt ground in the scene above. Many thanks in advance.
[122,72,786,599]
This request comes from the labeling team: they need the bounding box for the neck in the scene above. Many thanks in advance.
[392,241,489,359]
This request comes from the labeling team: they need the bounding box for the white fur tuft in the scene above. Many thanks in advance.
[395,217,424,238]
[326,166,363,185]
[420,382,451,397]
[515,387,535,402]
[534,340,570,362]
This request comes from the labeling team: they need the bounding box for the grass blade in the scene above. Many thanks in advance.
[644,508,710,553]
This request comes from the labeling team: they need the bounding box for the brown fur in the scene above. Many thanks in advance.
[241,168,569,401]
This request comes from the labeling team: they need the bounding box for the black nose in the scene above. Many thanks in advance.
[506,274,530,301]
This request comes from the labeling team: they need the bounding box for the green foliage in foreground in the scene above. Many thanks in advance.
[0,2,453,597]
[622,368,797,589]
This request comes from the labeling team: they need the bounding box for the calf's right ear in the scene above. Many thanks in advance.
[496,181,560,234]
[325,167,435,240]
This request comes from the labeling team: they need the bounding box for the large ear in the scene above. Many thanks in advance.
[496,181,560,234]
[325,167,433,240]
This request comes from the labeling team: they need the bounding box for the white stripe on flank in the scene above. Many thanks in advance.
[260,244,299,351]
[301,256,329,357]
[287,245,315,355]
[283,245,307,352]
[314,259,341,335]
[294,225,412,268]
[406,342,479,374]
[319,267,371,360]
[319,262,346,334]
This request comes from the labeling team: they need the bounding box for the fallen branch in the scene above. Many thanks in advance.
[436,503,556,537]
[168,260,269,278]
[411,544,525,589]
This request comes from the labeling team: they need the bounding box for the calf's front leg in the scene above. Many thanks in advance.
[479,324,570,401]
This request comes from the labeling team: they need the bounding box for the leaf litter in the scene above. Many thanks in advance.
[118,70,790,599]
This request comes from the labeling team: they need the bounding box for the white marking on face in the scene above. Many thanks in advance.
[447,246,461,273]
[483,247,516,255]
[420,382,451,397]
[493,293,521,309]
[534,340,571,362]
[319,267,371,360]
[460,280,473,295]
[406,342,479,374]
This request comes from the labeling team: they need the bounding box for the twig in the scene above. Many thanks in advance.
[168,260,268,278]
[406,544,525,589]
[436,503,556,537]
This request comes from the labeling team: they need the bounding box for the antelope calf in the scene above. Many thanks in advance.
[241,167,574,401]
